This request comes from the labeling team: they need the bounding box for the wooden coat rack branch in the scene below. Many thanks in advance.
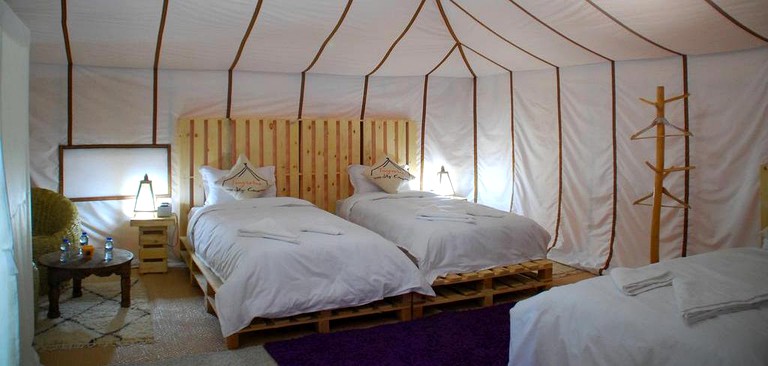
[631,86,695,264]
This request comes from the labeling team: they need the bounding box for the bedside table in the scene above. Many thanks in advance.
[130,213,177,274]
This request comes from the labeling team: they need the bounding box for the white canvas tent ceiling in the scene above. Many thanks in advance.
[8,0,768,76]
[7,0,768,274]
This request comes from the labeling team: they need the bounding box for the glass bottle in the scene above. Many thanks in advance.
[78,231,88,257]
[59,238,69,262]
[104,237,114,262]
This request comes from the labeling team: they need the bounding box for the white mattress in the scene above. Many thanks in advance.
[337,191,550,283]
[187,197,434,337]
[508,247,768,366]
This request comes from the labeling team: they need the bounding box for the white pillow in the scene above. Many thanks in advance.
[216,155,275,200]
[199,161,276,205]
[363,156,414,194]
[348,165,384,195]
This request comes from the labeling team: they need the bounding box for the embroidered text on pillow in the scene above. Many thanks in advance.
[365,156,414,193]
[216,154,273,199]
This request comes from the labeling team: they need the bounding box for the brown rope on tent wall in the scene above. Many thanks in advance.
[548,67,564,252]
[584,0,682,57]
[508,0,618,271]
[462,44,512,72]
[436,0,479,200]
[295,0,354,191]
[60,0,73,146]
[152,0,169,145]
[227,0,265,119]
[359,76,369,162]
[587,0,695,264]
[682,55,690,257]
[508,0,612,62]
[420,75,429,191]
[359,0,426,154]
[419,44,458,190]
[436,0,475,78]
[472,77,478,202]
[599,61,618,275]
[509,71,515,212]
[703,0,768,43]
[448,0,556,68]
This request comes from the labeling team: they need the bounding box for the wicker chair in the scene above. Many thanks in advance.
[31,187,81,293]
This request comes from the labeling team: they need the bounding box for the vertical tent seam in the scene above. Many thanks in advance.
[600,61,618,274]
[60,0,73,147]
[587,0,693,263]
[682,55,690,257]
[547,67,563,252]
[420,44,458,190]
[507,0,620,271]
[227,0,265,120]
[296,0,355,191]
[436,0,478,201]
[360,0,426,157]
[509,71,515,212]
[152,0,170,145]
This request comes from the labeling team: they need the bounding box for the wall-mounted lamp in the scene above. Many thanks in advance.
[437,165,455,196]
[133,173,156,213]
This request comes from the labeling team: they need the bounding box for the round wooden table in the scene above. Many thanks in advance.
[38,248,134,319]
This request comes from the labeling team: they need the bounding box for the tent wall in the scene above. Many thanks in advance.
[28,46,768,272]
[0,1,35,364]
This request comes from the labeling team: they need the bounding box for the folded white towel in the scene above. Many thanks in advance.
[300,223,344,235]
[673,274,768,325]
[610,266,673,296]
[238,218,300,244]
[669,248,768,324]
[466,204,507,218]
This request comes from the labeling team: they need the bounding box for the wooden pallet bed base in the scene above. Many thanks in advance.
[180,237,412,349]
[412,259,553,318]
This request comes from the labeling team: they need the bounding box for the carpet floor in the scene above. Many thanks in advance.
[34,278,153,351]
[264,302,515,366]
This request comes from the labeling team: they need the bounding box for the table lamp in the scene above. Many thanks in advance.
[133,174,156,213]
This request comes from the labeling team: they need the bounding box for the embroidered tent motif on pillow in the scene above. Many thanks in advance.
[217,155,272,199]
[365,157,414,194]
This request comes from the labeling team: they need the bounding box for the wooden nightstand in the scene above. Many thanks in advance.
[130,213,177,274]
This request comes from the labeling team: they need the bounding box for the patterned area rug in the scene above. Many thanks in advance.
[34,278,154,351]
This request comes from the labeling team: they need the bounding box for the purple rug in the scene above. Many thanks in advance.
[264,302,514,366]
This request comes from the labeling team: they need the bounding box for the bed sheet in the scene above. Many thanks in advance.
[337,191,550,283]
[188,197,434,337]
[508,247,768,366]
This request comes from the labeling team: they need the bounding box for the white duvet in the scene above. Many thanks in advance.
[187,197,434,337]
[509,247,768,366]
[337,192,550,283]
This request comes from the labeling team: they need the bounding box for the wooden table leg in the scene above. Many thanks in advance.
[47,271,62,319]
[72,276,82,298]
[120,263,131,308]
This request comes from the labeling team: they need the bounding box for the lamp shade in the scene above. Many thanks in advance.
[133,174,156,212]
[436,165,455,196]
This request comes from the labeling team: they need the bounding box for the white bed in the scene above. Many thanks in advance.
[187,197,434,337]
[508,247,768,366]
[337,191,550,283]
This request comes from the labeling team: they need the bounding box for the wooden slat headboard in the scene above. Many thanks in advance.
[176,118,417,231]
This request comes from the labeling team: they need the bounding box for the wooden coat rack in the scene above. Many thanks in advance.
[631,86,694,263]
